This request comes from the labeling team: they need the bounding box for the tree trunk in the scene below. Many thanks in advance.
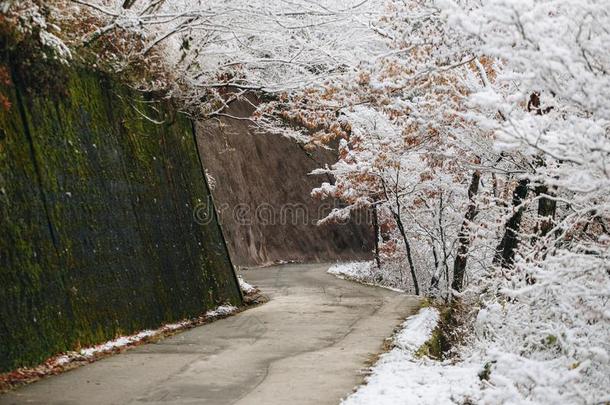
[122,0,137,9]
[438,193,450,288]
[430,193,450,294]
[525,184,557,284]
[535,185,556,238]
[528,93,555,239]
[430,244,440,291]
[493,178,529,268]
[451,170,481,292]
[393,211,420,295]
[372,204,381,268]
[492,93,547,269]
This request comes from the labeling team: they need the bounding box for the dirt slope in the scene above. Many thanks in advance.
[196,101,373,266]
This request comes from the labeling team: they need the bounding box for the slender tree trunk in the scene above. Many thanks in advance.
[380,172,419,295]
[525,184,557,284]
[122,0,137,9]
[535,184,557,238]
[430,244,441,293]
[530,182,557,250]
[493,178,529,268]
[493,94,549,272]
[451,170,481,292]
[392,211,420,295]
[437,193,450,288]
[527,92,554,240]
[430,194,450,293]
[372,204,381,268]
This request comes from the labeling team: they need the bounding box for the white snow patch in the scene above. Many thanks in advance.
[79,330,157,357]
[342,307,480,405]
[237,275,256,294]
[39,30,72,64]
[328,261,371,279]
[327,262,405,293]
[65,304,236,359]
[205,305,237,318]
[393,307,439,352]
[162,321,190,331]
[51,355,72,367]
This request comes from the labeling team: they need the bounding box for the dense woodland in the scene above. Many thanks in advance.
[1,0,608,403]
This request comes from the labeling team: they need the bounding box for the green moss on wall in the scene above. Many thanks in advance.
[0,65,241,372]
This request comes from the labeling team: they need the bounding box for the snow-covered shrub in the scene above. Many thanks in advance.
[0,1,74,99]
[444,0,610,401]
[316,0,609,401]
[2,1,71,64]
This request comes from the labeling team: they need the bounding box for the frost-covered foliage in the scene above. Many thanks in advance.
[300,0,610,402]
[444,0,610,402]
[291,0,491,298]
[14,0,387,116]
[311,101,478,296]
[1,0,72,64]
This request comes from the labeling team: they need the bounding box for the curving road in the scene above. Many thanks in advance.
[1,263,420,405]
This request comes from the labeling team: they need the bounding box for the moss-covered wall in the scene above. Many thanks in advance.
[0,66,241,372]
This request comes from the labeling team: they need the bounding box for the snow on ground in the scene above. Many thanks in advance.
[237,275,257,294]
[328,262,405,292]
[205,304,237,318]
[31,304,237,371]
[327,262,371,279]
[81,304,237,357]
[79,330,158,357]
[2,300,245,389]
[393,307,439,352]
[342,307,480,405]
[332,258,610,404]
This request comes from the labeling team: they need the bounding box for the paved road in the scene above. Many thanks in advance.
[1,263,420,405]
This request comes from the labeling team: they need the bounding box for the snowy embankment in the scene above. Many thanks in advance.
[341,307,480,405]
[74,276,257,361]
[327,262,405,292]
[330,262,610,404]
[329,262,479,404]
